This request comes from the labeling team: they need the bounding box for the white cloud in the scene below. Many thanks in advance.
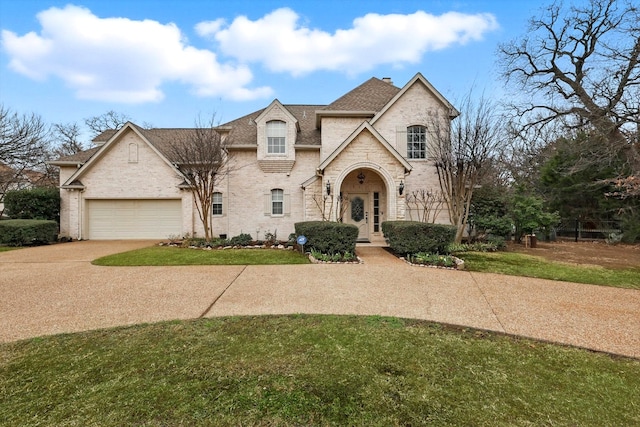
[1,5,272,103]
[201,8,499,75]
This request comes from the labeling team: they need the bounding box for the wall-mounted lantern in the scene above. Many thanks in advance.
[399,180,404,195]
[326,179,331,196]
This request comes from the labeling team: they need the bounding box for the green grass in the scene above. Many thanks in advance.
[460,251,640,289]
[2,315,639,426]
[92,246,310,266]
[0,246,19,252]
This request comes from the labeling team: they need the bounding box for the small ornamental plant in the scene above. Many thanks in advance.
[408,252,457,268]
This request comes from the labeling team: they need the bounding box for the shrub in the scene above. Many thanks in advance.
[4,187,60,222]
[382,221,456,256]
[447,241,501,253]
[229,233,253,246]
[0,219,58,246]
[181,236,235,248]
[294,221,358,255]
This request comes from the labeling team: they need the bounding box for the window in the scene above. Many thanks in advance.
[373,192,380,232]
[266,120,286,154]
[407,125,427,159]
[271,189,284,215]
[212,192,223,216]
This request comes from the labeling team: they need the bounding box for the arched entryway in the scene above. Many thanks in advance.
[332,163,398,242]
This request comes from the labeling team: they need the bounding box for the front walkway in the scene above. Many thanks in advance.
[0,242,638,359]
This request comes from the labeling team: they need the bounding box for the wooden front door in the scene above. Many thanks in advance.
[347,193,369,241]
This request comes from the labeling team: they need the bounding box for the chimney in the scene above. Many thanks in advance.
[382,77,393,84]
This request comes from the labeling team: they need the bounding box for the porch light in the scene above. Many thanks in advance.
[357,171,365,184]
[399,180,404,195]
[326,180,331,196]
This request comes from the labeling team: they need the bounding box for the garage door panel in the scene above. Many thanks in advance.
[87,200,182,239]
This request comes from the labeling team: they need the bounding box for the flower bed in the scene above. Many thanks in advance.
[400,252,465,270]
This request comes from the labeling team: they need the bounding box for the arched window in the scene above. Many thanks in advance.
[407,125,427,159]
[271,189,284,215]
[212,192,223,216]
[266,120,286,154]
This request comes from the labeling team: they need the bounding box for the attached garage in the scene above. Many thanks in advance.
[86,199,182,239]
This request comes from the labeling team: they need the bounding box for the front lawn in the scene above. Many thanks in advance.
[0,246,19,253]
[2,315,639,426]
[460,251,640,289]
[92,245,310,266]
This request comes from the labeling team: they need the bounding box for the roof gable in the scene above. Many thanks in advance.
[222,104,322,146]
[255,99,299,131]
[62,122,180,186]
[318,122,412,173]
[370,73,459,125]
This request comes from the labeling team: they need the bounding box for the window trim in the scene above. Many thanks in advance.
[271,188,284,216]
[406,125,427,159]
[266,120,286,155]
[212,192,223,216]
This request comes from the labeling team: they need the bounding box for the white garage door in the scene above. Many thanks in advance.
[87,199,182,239]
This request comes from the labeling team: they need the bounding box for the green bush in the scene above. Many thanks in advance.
[0,219,58,246]
[229,233,253,246]
[382,221,456,256]
[4,187,60,222]
[294,221,358,255]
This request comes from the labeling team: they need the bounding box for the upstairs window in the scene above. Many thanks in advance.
[266,120,286,154]
[407,125,427,159]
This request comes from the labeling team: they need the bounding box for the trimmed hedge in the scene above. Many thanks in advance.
[294,221,358,255]
[0,219,58,246]
[382,221,457,255]
[4,187,60,222]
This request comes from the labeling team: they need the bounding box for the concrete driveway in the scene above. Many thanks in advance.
[1,241,638,359]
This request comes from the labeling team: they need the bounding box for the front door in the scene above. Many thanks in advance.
[347,193,369,242]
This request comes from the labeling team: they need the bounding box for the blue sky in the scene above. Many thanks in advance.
[1,0,544,139]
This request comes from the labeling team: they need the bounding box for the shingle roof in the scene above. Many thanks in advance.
[51,76,399,165]
[52,146,100,164]
[221,104,323,146]
[323,77,400,112]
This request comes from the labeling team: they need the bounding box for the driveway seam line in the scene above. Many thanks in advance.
[198,265,247,318]
[469,272,507,333]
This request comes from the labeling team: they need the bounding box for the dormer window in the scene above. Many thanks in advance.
[266,120,286,154]
[407,125,427,159]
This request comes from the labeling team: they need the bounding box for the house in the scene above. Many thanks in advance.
[50,73,458,241]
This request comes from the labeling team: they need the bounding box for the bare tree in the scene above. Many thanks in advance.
[311,193,333,221]
[0,105,51,216]
[499,0,640,172]
[165,115,229,240]
[84,110,132,137]
[431,94,504,242]
[50,122,85,158]
[405,189,445,223]
[310,193,350,222]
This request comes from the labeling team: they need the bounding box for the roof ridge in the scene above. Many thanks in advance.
[323,77,400,112]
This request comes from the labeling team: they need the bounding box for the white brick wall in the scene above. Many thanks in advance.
[214,149,321,240]
[320,117,366,161]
